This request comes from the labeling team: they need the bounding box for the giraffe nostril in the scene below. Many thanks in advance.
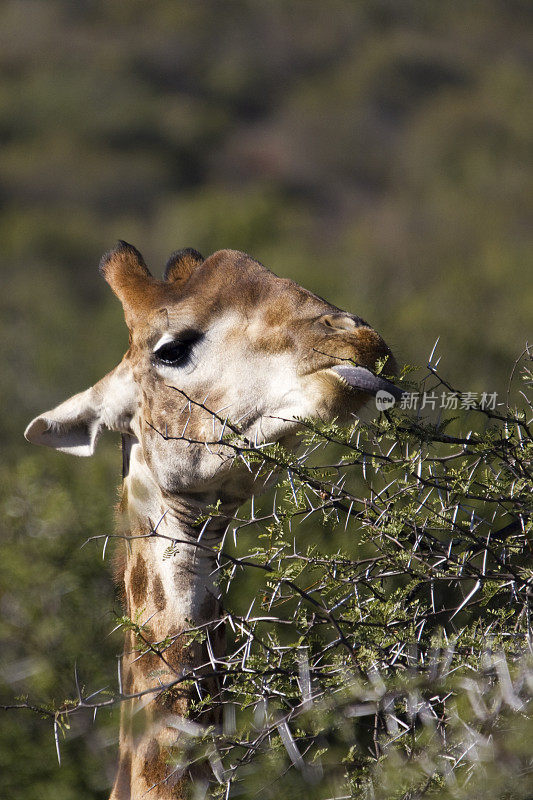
[320,313,368,331]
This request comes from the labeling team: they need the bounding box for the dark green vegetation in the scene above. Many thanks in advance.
[0,1,531,798]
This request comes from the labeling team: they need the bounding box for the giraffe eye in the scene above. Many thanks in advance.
[153,334,200,367]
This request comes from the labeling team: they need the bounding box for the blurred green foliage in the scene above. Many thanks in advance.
[0,1,531,797]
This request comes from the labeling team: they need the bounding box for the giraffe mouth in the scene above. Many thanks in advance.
[329,364,406,402]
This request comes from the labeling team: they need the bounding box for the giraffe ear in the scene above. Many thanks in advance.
[100,240,153,294]
[24,363,138,457]
[164,248,204,287]
[100,241,163,327]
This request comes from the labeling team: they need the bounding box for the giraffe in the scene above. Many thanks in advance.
[24,242,401,799]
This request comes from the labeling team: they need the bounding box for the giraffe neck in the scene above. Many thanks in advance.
[111,440,233,800]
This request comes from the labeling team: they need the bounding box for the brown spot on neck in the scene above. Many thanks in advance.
[130,552,148,606]
[113,750,132,798]
[123,666,135,695]
[141,738,168,791]
[152,573,167,611]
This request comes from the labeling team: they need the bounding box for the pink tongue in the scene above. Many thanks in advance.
[331,365,405,401]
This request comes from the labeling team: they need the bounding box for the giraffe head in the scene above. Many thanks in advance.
[25,243,400,504]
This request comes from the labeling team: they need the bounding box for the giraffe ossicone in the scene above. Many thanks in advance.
[25,243,398,800]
